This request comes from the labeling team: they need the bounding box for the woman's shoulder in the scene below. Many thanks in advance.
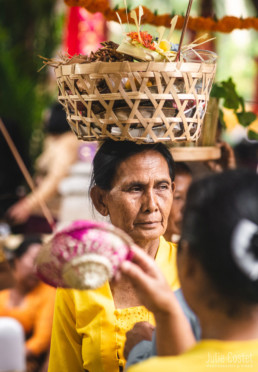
[157,236,178,264]
[0,289,10,309]
[55,283,112,308]
[157,237,179,291]
[128,339,258,372]
[29,282,56,301]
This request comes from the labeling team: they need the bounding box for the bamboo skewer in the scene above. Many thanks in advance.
[176,0,194,62]
[0,117,55,231]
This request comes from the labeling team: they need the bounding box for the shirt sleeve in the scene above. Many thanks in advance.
[48,288,85,372]
[174,289,201,341]
[126,336,156,369]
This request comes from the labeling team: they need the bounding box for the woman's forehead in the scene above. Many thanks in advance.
[112,150,170,183]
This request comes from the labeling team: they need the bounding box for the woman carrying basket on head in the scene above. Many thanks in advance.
[47,139,198,372]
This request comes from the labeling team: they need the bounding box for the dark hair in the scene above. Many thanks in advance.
[180,169,258,305]
[13,235,42,259]
[175,162,192,177]
[90,140,175,190]
[44,102,70,135]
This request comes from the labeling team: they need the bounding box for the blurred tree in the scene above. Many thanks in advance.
[250,0,258,15]
[198,0,216,51]
[199,0,214,17]
[0,0,64,152]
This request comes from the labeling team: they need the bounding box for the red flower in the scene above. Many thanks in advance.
[127,31,156,50]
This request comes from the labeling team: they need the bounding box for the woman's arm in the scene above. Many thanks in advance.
[121,246,196,356]
[6,133,78,224]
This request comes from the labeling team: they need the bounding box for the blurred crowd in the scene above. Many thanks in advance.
[0,100,257,372]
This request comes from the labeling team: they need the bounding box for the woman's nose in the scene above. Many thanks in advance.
[142,190,158,213]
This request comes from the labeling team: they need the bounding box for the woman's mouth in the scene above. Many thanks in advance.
[135,221,161,227]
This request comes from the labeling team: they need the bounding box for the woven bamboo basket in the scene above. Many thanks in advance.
[55,60,216,144]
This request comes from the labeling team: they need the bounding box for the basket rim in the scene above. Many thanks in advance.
[55,60,217,77]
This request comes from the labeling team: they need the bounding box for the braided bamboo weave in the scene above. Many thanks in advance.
[55,60,216,144]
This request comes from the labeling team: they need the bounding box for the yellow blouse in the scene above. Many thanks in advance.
[48,236,179,372]
[127,339,258,372]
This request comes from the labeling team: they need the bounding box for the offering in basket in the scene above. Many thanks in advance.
[36,220,134,290]
[43,6,217,144]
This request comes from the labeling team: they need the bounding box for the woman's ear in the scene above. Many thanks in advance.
[90,186,109,216]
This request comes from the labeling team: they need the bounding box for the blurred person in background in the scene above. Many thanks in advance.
[0,235,56,372]
[164,162,193,244]
[124,169,258,372]
[0,223,14,291]
[6,102,79,233]
[0,117,30,221]
[234,139,258,172]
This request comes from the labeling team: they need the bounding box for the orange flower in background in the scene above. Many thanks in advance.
[103,8,120,22]
[64,0,258,33]
[189,17,208,31]
[153,14,172,28]
[139,6,154,25]
[174,16,184,29]
[244,17,258,29]
[218,16,240,32]
[65,0,110,13]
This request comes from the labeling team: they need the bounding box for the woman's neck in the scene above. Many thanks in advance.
[110,237,160,309]
[135,238,160,258]
[200,305,258,341]
[9,285,28,307]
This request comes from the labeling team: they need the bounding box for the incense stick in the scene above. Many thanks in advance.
[176,0,194,62]
[0,117,55,231]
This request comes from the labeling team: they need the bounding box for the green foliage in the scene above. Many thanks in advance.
[211,77,257,128]
[0,0,63,149]
[247,130,258,141]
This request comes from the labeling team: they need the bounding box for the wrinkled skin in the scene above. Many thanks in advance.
[100,150,175,249]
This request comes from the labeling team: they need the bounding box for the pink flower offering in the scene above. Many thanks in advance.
[36,220,134,290]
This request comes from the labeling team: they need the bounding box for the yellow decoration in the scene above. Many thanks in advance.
[159,40,170,52]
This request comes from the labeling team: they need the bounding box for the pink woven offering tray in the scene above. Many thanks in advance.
[36,220,134,290]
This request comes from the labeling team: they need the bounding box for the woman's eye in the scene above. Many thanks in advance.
[174,194,182,200]
[129,186,141,192]
[158,183,169,190]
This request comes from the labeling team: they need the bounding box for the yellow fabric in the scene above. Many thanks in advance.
[128,339,258,372]
[0,282,56,355]
[48,236,179,372]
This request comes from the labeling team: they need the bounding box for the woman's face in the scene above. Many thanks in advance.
[103,150,174,246]
[166,173,192,239]
[14,243,41,291]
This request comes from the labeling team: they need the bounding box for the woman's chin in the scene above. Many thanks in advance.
[130,225,164,245]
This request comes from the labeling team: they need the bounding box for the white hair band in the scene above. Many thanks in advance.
[231,219,258,281]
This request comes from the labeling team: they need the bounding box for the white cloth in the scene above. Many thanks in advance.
[0,317,25,371]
